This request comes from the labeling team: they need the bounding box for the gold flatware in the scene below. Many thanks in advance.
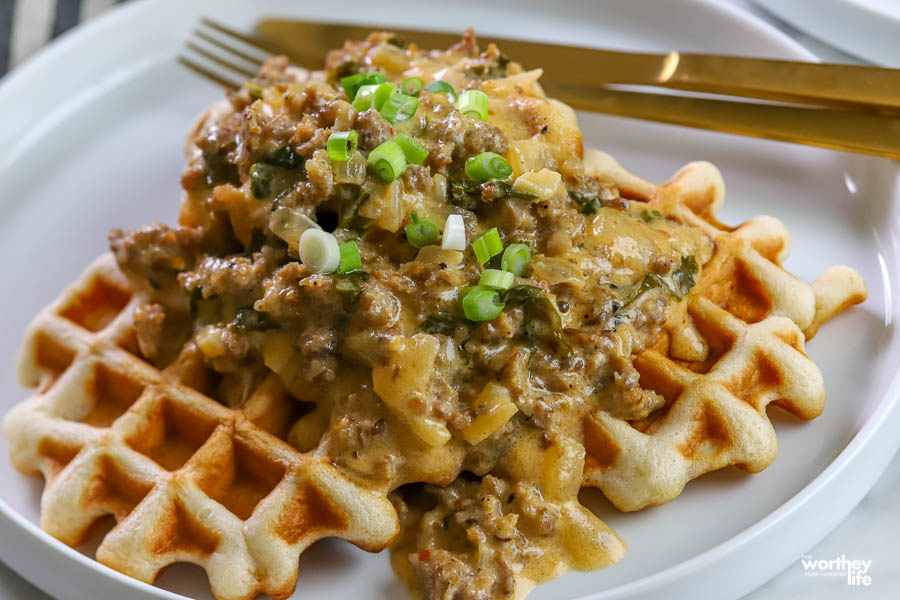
[178,18,900,159]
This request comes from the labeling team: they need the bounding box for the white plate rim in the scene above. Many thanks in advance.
[753,0,900,66]
[0,1,897,600]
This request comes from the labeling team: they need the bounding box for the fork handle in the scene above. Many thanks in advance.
[636,53,900,114]
[556,86,900,159]
[487,42,900,114]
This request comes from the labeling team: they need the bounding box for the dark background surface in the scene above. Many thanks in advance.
[0,0,132,74]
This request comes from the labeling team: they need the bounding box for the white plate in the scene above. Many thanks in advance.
[754,0,900,66]
[0,1,897,599]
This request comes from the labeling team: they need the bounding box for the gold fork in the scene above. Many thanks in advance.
[179,18,900,160]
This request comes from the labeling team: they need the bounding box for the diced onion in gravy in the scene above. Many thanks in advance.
[269,206,320,251]
[513,168,564,202]
[415,245,464,267]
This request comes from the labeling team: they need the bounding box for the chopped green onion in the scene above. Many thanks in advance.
[380,91,419,124]
[373,82,398,111]
[368,139,407,183]
[462,285,505,321]
[402,77,424,96]
[298,229,341,273]
[353,84,380,111]
[472,228,503,264]
[500,243,531,276]
[341,72,386,100]
[327,130,358,162]
[465,152,512,182]
[341,73,367,100]
[442,214,466,250]
[479,269,515,290]
[405,212,440,248]
[425,80,457,101]
[338,241,362,273]
[456,89,489,120]
[396,134,428,164]
[473,238,490,264]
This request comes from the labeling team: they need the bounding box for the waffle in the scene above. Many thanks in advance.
[580,151,867,511]
[2,254,399,600]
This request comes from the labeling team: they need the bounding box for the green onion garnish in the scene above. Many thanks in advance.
[327,130,358,162]
[455,89,489,120]
[425,80,457,101]
[465,152,512,182]
[298,229,341,273]
[402,77,424,96]
[462,285,505,322]
[368,139,407,183]
[380,92,419,124]
[338,241,362,273]
[341,73,367,100]
[341,72,386,101]
[500,243,531,276]
[353,84,380,111]
[479,269,515,291]
[472,238,490,264]
[373,82,398,112]
[396,134,428,165]
[472,227,503,264]
[405,212,440,248]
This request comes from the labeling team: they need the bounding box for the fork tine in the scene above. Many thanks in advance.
[181,17,286,92]
[185,41,258,80]
[177,55,242,91]
[201,17,284,56]
[193,29,266,67]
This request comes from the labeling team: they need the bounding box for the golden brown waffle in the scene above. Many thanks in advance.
[580,151,867,512]
[2,254,398,600]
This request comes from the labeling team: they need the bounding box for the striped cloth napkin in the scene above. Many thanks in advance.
[1,0,131,75]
